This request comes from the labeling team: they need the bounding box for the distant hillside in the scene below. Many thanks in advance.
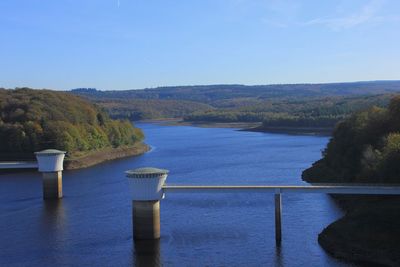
[0,88,144,160]
[71,81,400,128]
[185,94,394,127]
[96,99,213,120]
[72,81,400,104]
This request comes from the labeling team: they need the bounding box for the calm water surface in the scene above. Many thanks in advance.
[0,123,357,267]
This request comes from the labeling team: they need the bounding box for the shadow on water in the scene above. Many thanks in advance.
[42,199,65,222]
[275,245,284,267]
[40,199,66,245]
[133,239,161,267]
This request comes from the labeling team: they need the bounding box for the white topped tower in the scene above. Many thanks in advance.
[35,149,66,199]
[126,167,169,240]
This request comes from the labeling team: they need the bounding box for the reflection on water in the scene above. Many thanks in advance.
[42,199,65,221]
[274,245,284,267]
[134,240,161,267]
[40,199,67,254]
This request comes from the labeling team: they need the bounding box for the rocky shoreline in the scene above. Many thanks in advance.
[315,196,400,267]
[64,143,150,170]
[319,224,397,267]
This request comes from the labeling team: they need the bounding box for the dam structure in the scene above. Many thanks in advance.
[128,167,400,245]
[2,157,400,246]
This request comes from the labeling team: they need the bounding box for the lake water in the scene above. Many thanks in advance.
[0,123,357,267]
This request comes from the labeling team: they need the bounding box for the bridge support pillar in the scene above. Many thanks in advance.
[275,191,282,245]
[42,171,63,199]
[126,167,169,240]
[133,200,161,239]
[35,149,66,199]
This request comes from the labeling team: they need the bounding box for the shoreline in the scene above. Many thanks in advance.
[64,143,150,170]
[138,118,262,129]
[304,177,400,266]
[242,125,333,136]
[0,143,150,173]
[317,197,400,267]
[137,118,333,135]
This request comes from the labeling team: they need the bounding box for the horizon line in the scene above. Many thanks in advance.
[3,79,400,92]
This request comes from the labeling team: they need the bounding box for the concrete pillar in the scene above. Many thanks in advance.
[134,239,161,267]
[42,171,63,199]
[133,201,160,239]
[35,149,66,199]
[126,167,169,240]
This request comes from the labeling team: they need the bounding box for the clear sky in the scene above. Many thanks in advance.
[1,0,399,90]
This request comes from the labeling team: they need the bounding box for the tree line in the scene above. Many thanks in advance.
[183,94,393,128]
[71,81,400,129]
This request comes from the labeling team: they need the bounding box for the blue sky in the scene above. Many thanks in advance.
[0,0,399,90]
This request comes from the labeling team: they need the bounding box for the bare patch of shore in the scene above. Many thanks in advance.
[138,118,262,129]
[243,126,333,136]
[138,118,333,136]
[64,143,150,170]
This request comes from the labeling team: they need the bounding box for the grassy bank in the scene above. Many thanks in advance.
[64,143,150,170]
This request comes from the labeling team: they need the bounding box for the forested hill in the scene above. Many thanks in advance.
[0,88,144,160]
[72,80,400,102]
[300,96,400,266]
[303,96,400,183]
[71,81,400,125]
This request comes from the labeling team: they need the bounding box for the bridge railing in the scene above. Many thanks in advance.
[0,161,38,169]
[163,184,400,195]
[162,184,400,245]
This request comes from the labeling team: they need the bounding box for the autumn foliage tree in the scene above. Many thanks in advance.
[302,96,400,184]
[0,88,144,159]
